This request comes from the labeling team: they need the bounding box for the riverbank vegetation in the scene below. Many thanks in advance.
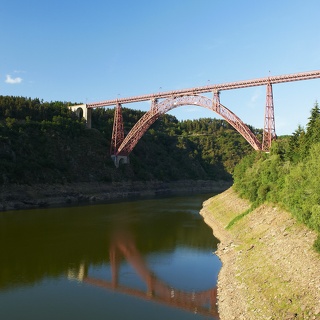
[0,95,254,185]
[201,188,320,319]
[233,102,320,251]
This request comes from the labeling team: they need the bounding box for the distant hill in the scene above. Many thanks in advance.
[0,95,257,185]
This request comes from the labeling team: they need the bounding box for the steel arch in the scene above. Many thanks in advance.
[116,95,262,156]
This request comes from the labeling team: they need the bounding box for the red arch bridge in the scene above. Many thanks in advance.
[70,70,320,167]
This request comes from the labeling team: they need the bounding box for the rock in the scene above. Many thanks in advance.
[200,187,320,320]
[284,312,298,319]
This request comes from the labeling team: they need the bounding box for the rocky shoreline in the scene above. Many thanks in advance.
[0,179,232,212]
[200,187,320,320]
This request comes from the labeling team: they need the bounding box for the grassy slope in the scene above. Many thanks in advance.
[201,188,320,320]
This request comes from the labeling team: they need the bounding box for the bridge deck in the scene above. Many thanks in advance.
[87,70,320,108]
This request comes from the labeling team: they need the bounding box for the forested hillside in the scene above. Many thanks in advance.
[233,102,320,251]
[0,95,256,185]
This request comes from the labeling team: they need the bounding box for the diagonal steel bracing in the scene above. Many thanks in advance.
[262,83,276,151]
[82,70,320,164]
[110,103,124,155]
[115,95,262,156]
[88,70,320,108]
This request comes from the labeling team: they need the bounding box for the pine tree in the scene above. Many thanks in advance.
[306,102,320,142]
[288,125,305,162]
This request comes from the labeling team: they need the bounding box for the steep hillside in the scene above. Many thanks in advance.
[201,188,320,320]
[233,102,320,251]
[0,95,256,185]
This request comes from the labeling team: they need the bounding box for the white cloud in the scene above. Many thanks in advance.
[250,91,260,103]
[5,74,23,84]
[246,88,263,109]
[14,70,26,74]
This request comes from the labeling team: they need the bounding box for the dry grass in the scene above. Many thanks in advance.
[201,187,320,320]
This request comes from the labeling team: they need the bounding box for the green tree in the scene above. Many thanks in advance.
[301,102,320,156]
[287,125,305,162]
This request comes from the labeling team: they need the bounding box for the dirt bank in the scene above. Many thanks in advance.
[0,179,231,212]
[200,187,320,320]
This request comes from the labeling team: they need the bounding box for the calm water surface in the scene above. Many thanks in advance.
[0,194,221,319]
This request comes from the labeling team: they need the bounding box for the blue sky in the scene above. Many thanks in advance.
[1,0,320,135]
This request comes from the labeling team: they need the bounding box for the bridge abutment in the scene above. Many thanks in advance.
[69,104,92,128]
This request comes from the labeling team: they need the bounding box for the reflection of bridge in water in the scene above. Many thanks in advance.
[68,231,218,318]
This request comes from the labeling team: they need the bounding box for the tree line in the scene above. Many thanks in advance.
[0,95,255,185]
[233,102,320,251]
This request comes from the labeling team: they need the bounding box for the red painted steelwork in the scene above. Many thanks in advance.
[262,83,276,151]
[102,70,320,158]
[88,70,320,108]
[116,95,262,156]
[110,103,124,155]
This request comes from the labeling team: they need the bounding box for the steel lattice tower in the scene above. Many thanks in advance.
[110,103,124,155]
[83,70,320,160]
[262,82,276,151]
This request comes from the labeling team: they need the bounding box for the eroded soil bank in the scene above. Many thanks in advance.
[200,187,320,320]
[0,179,231,212]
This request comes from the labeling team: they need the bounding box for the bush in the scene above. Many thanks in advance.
[233,104,320,252]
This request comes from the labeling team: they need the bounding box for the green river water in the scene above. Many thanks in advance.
[0,193,221,319]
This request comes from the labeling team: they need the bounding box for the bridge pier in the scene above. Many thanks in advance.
[83,70,320,161]
[111,155,130,168]
[262,83,276,151]
[69,104,92,128]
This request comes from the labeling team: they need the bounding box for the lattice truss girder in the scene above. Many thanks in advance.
[110,103,125,155]
[102,70,320,157]
[262,83,276,151]
[116,100,159,155]
[88,70,320,108]
[115,94,262,156]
